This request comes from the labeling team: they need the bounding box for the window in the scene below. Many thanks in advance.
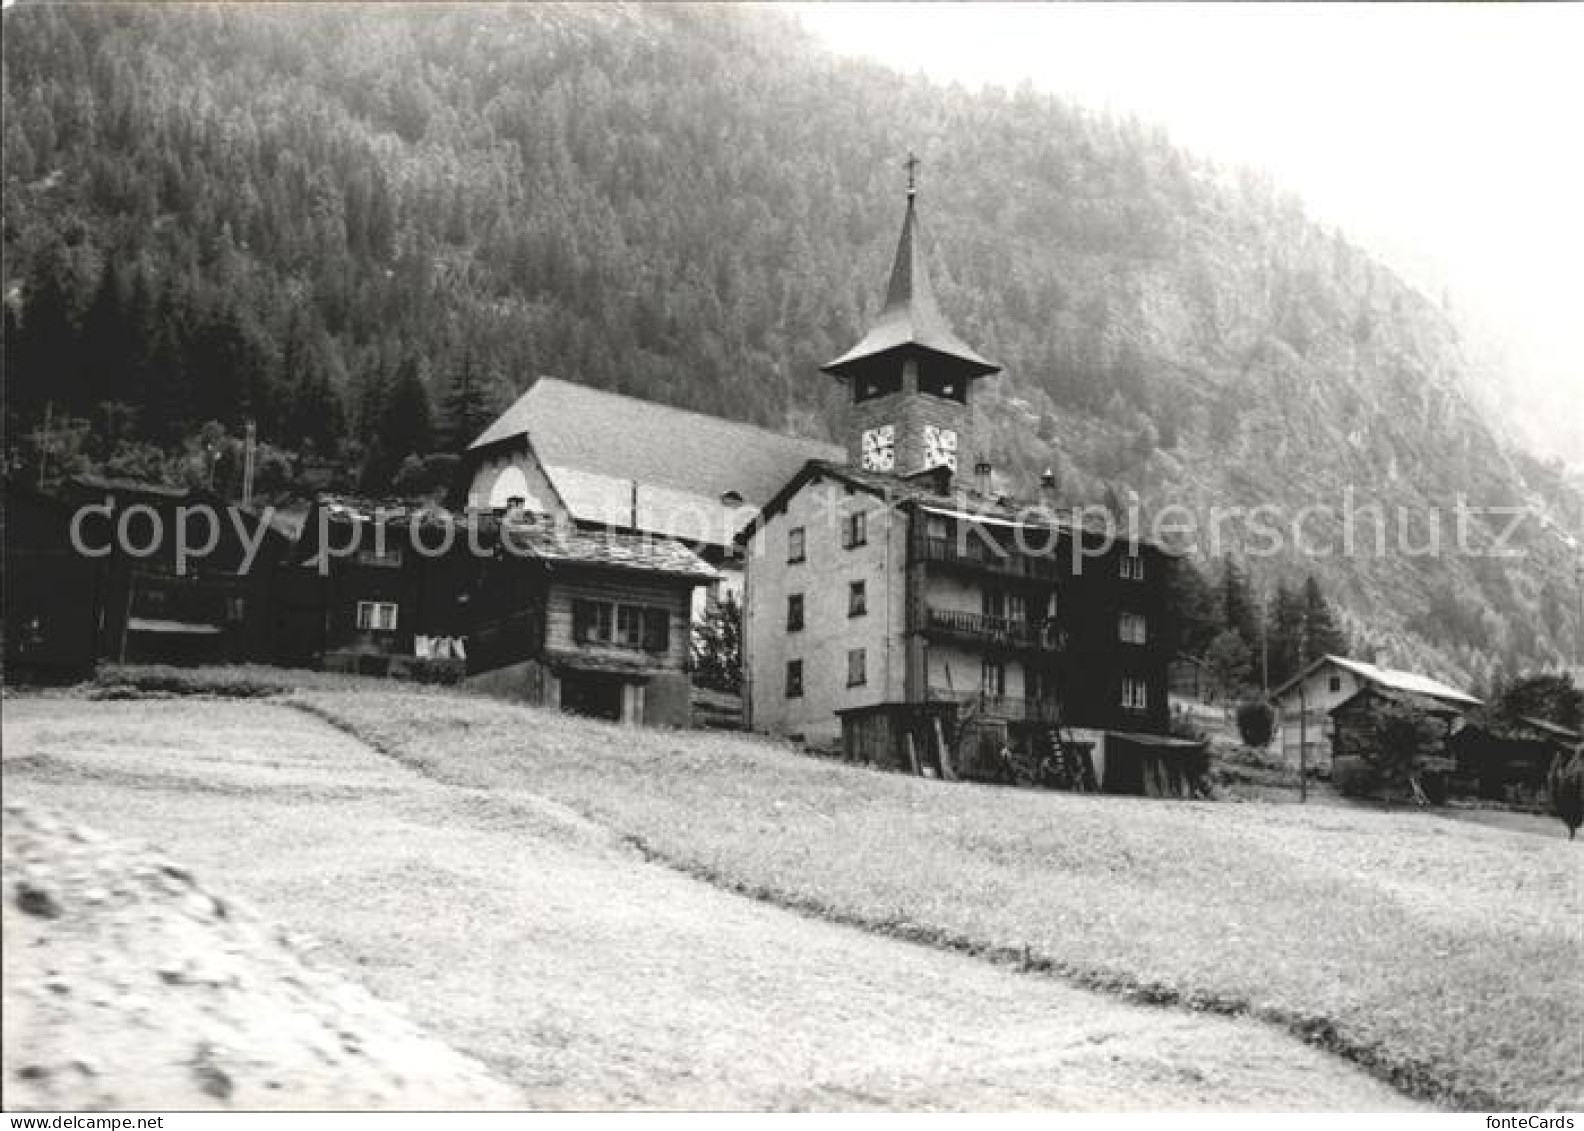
[843,510,868,549]
[855,372,903,403]
[787,526,806,563]
[981,660,1006,697]
[785,659,804,698]
[575,599,670,652]
[641,608,670,653]
[787,593,805,632]
[1122,678,1149,711]
[925,514,949,541]
[847,648,867,688]
[356,601,399,632]
[982,587,1024,623]
[1119,613,1148,645]
[848,580,867,617]
[919,363,966,404]
[573,599,614,644]
[1120,552,1145,581]
[1329,675,1343,693]
[356,541,404,569]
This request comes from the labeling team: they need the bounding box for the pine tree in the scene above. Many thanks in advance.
[1163,557,1220,658]
[80,259,130,413]
[440,346,493,452]
[1266,580,1309,686]
[381,356,434,464]
[1220,557,1260,653]
[1205,629,1254,702]
[1303,575,1348,658]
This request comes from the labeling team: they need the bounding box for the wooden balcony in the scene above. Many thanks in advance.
[922,607,1066,652]
[915,536,1061,582]
[925,688,1060,724]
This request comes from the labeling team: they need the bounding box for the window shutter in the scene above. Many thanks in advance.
[643,607,670,653]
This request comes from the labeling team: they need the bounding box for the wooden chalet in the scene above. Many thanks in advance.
[1268,654,1481,772]
[3,481,104,680]
[4,475,291,673]
[1328,683,1466,799]
[288,498,717,725]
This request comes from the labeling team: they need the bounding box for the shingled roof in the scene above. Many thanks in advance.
[306,495,716,582]
[503,521,718,582]
[467,377,843,545]
[822,193,999,380]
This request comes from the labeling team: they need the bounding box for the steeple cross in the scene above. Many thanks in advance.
[904,151,920,197]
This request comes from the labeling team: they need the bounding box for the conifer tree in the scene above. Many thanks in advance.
[1302,575,1349,658]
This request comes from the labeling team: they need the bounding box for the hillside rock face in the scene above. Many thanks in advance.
[2,805,520,1111]
[3,4,1579,683]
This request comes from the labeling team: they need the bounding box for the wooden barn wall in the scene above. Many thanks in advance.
[544,570,693,670]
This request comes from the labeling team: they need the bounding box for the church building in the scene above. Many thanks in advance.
[460,376,841,614]
[738,169,1194,794]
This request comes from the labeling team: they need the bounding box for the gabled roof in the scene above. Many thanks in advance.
[1329,683,1466,719]
[466,377,842,542]
[1270,654,1482,709]
[822,193,999,380]
[303,495,717,582]
[1516,715,1584,743]
[57,475,291,553]
[505,521,718,582]
[734,459,1173,557]
[733,460,954,544]
[69,473,196,500]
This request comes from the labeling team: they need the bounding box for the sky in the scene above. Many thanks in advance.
[792,2,1583,467]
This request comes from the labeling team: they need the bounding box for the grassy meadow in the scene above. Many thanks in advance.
[18,668,1579,1108]
[277,688,1582,1110]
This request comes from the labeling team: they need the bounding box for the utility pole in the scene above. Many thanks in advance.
[242,421,257,508]
[1297,612,1309,804]
[1575,550,1583,672]
[35,401,53,488]
[1260,584,1270,693]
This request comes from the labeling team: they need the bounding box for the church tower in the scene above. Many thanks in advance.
[822,157,1000,480]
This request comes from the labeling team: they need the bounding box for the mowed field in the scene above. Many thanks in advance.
[4,685,1579,1110]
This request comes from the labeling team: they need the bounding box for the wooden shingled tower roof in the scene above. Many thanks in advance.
[822,159,999,381]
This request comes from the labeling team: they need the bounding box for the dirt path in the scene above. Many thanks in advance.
[2,697,1421,1110]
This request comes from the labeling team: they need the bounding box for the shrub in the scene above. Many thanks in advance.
[1236,700,1275,748]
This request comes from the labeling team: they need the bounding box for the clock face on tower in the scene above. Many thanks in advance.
[923,425,958,471]
[861,424,895,472]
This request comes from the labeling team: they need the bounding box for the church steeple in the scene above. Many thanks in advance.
[824,159,998,478]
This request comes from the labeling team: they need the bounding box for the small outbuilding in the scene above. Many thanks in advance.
[1448,715,1583,803]
[1268,654,1481,772]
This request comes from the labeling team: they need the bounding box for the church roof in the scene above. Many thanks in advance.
[822,194,1000,380]
[467,377,843,545]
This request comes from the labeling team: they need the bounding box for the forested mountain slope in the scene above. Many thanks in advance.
[3,3,1579,685]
